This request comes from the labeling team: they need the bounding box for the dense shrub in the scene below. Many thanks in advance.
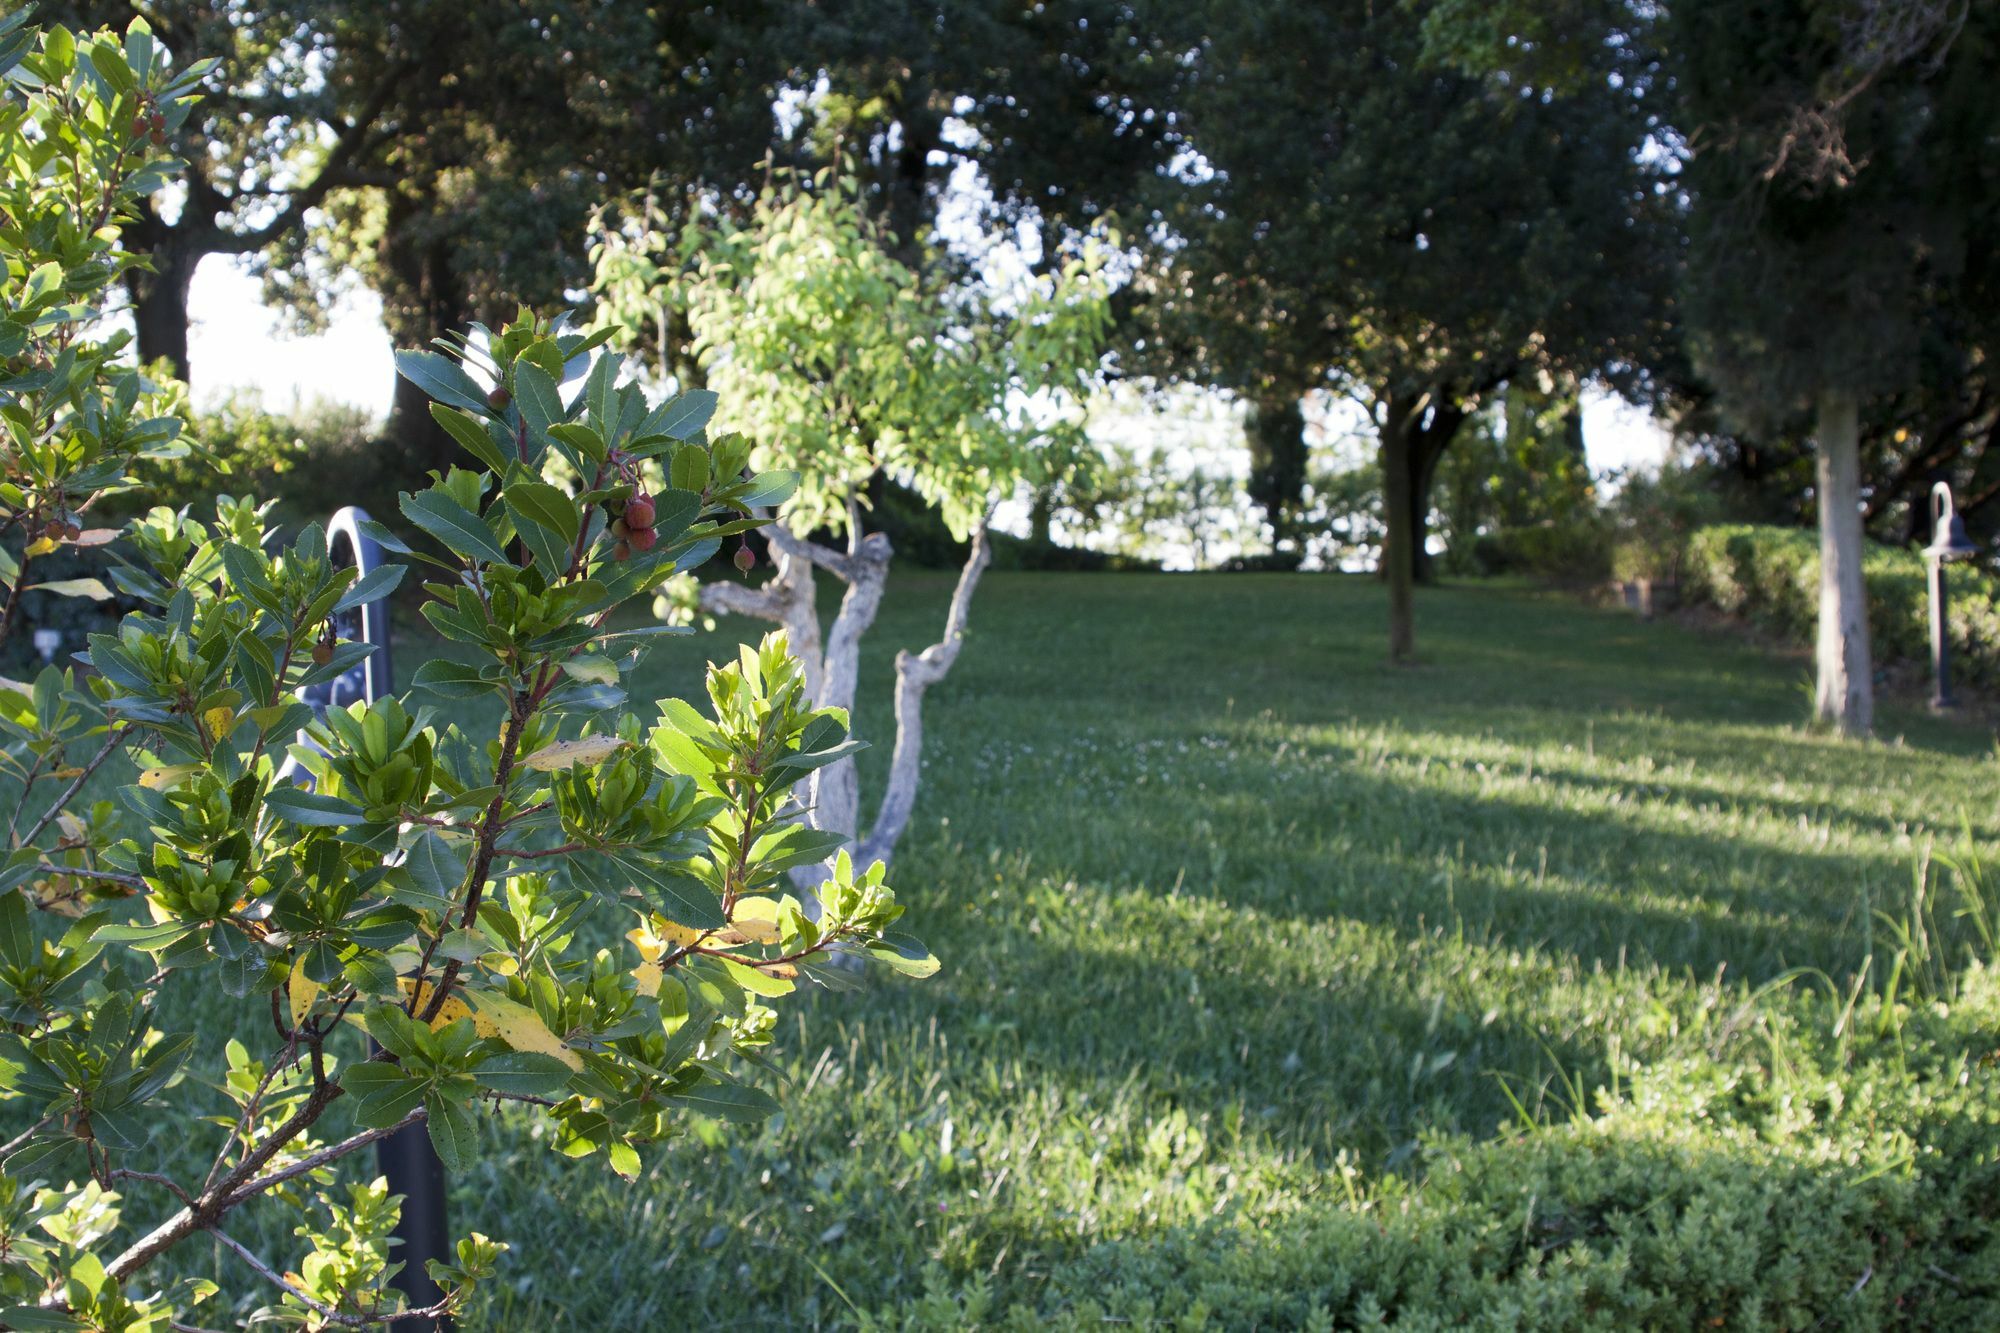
[1471,518,1614,583]
[127,396,394,524]
[866,968,2000,1330]
[1684,523,2000,689]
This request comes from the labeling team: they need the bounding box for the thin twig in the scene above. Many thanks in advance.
[18,726,131,850]
[0,1114,54,1158]
[34,862,144,888]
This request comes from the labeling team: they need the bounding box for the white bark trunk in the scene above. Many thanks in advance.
[1814,388,1872,737]
[701,513,993,883]
[857,521,992,867]
[808,533,891,850]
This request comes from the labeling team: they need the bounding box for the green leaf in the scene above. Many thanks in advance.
[676,1078,780,1124]
[26,578,112,601]
[505,481,580,544]
[561,655,620,686]
[431,403,512,474]
[264,785,365,827]
[400,490,508,566]
[512,361,564,436]
[471,1051,576,1098]
[670,445,710,494]
[605,851,724,929]
[331,563,404,614]
[737,472,798,509]
[90,920,199,951]
[866,932,940,978]
[410,660,501,700]
[397,350,492,415]
[390,830,466,911]
[654,390,717,440]
[425,1090,478,1172]
[348,1065,427,1128]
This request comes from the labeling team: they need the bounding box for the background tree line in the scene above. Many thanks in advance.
[56,0,2000,732]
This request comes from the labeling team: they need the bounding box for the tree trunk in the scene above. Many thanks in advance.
[1814,388,1872,736]
[858,520,993,867]
[1381,396,1418,663]
[1405,402,1466,586]
[379,189,471,476]
[126,235,200,382]
[807,531,893,853]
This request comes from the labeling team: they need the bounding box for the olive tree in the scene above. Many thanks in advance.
[0,17,931,1328]
[595,173,1109,872]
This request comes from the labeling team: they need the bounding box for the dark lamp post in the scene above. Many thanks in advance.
[1924,482,1979,711]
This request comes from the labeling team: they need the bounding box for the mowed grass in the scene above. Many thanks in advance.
[455,573,1995,1326]
[39,573,2000,1325]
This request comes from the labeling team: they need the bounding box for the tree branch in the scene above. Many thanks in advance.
[223,1108,427,1210]
[216,63,408,254]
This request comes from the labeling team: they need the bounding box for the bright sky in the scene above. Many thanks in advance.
[186,253,1675,478]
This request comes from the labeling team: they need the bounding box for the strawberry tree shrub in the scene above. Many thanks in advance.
[0,16,931,1328]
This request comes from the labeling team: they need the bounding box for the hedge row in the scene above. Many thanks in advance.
[865,973,2000,1330]
[1683,523,2000,690]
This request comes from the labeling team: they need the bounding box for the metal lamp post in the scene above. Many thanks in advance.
[279,507,452,1330]
[1923,481,1979,711]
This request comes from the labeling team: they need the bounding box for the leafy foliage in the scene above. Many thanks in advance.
[599,169,1113,541]
[0,15,931,1327]
[1685,522,2000,691]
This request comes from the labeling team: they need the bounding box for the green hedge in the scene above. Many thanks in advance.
[864,972,2000,1330]
[1470,520,1614,584]
[1684,523,2000,690]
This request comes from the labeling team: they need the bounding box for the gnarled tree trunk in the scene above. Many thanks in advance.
[1814,388,1872,736]
[698,510,993,881]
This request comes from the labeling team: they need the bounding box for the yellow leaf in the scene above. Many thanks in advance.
[633,961,664,997]
[138,764,201,790]
[24,537,58,557]
[468,989,583,1071]
[287,957,320,1027]
[396,977,497,1036]
[204,706,236,741]
[521,735,627,772]
[720,895,782,945]
[628,916,705,962]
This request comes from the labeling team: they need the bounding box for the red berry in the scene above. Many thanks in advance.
[312,641,334,666]
[610,518,630,539]
[150,111,165,130]
[42,519,63,539]
[149,128,166,146]
[624,494,655,528]
[612,539,631,562]
[63,522,81,541]
[487,385,511,410]
[734,543,756,573]
[629,526,658,554]
[131,116,148,137]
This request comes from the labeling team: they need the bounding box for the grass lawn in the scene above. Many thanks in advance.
[46,573,2000,1326]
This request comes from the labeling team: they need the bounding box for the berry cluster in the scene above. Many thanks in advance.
[130,98,166,146]
[608,490,658,561]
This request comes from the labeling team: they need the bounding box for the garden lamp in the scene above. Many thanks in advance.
[1924,482,1979,710]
